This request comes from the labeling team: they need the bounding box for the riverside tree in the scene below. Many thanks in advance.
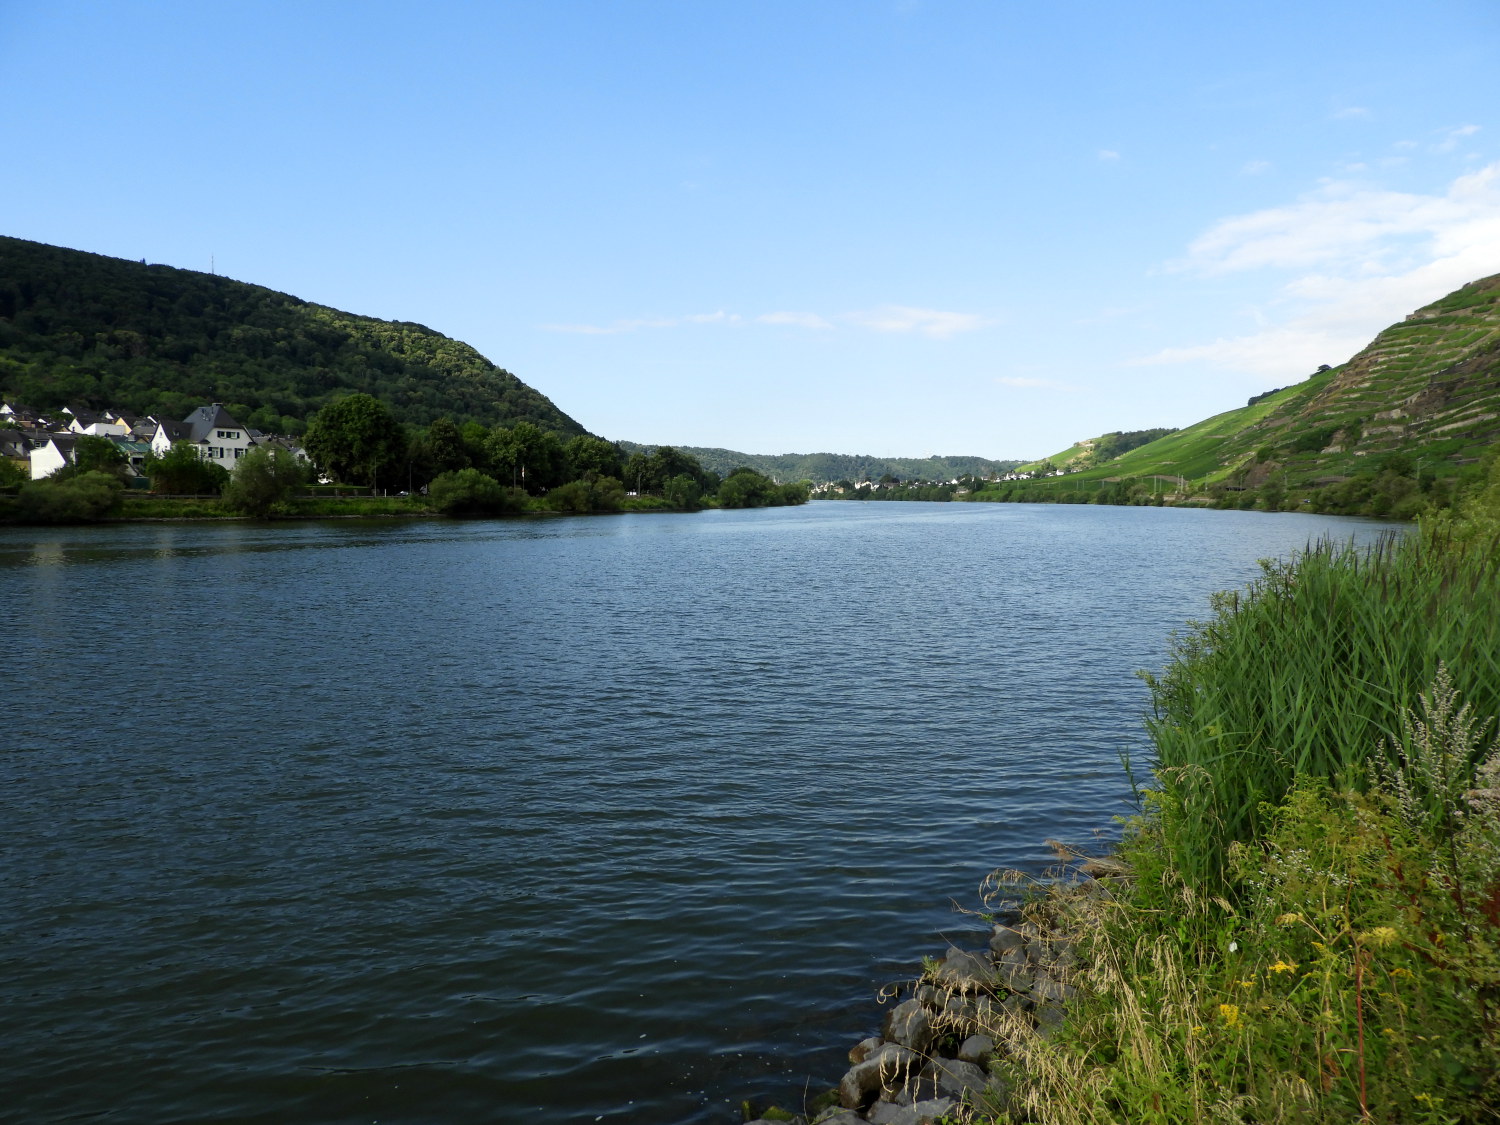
[304,393,407,490]
[222,446,308,517]
[142,441,231,493]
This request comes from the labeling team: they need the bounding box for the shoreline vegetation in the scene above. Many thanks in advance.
[745,454,1500,1125]
[0,394,811,524]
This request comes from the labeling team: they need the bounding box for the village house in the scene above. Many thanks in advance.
[28,434,79,480]
[148,403,257,463]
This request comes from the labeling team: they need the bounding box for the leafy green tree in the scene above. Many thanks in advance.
[222,446,308,517]
[486,421,567,492]
[143,441,231,493]
[304,393,407,489]
[717,467,780,508]
[15,470,124,522]
[59,434,128,480]
[0,456,27,489]
[664,473,702,510]
[428,468,528,516]
[565,434,625,481]
[778,480,812,505]
[621,445,709,495]
[424,417,470,474]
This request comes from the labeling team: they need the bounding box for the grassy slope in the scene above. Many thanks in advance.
[1005,273,1500,495]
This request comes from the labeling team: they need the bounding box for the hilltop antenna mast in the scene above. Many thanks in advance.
[211,253,215,275]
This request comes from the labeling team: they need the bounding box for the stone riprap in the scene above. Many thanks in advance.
[742,870,1120,1125]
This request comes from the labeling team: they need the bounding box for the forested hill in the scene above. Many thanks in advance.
[617,443,1020,484]
[0,235,586,437]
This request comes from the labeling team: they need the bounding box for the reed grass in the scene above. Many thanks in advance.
[983,678,1500,1124]
[1140,528,1500,894]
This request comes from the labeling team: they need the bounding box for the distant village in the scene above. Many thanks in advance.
[0,401,309,482]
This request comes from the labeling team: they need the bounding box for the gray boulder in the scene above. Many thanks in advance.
[916,1057,989,1102]
[1033,1001,1067,1036]
[812,1111,869,1125]
[989,925,1027,956]
[957,1033,995,1065]
[838,1044,920,1109]
[849,1036,883,1064]
[933,948,999,991]
[1030,973,1076,1004]
[882,999,934,1054]
[866,1098,956,1125]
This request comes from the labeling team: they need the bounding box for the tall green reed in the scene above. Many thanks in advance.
[1139,527,1500,893]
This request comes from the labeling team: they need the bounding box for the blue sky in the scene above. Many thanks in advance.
[3,1,1498,459]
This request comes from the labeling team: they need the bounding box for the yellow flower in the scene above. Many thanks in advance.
[1191,1025,1205,1035]
[1218,1003,1241,1028]
[1276,912,1303,925]
[1389,967,1413,979]
[1240,979,1255,988]
[1270,960,1298,974]
[1360,926,1400,948]
[1311,941,1326,952]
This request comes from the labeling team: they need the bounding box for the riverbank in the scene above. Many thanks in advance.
[0,488,721,524]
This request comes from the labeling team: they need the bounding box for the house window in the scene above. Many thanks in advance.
[234,448,245,458]
[217,430,239,439]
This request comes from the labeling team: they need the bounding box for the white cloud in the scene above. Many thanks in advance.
[1434,123,1482,153]
[1242,160,1272,176]
[1136,162,1500,379]
[539,312,738,334]
[1098,149,1121,162]
[843,305,992,338]
[757,310,833,329]
[1332,106,1370,120]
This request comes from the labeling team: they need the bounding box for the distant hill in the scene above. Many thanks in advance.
[0,235,586,437]
[1007,273,1500,496]
[617,442,1020,483]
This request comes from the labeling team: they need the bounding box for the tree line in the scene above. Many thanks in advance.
[0,392,811,521]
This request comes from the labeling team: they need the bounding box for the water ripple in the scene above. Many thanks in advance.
[0,504,1401,1123]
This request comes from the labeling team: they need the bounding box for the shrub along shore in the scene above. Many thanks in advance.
[747,453,1500,1125]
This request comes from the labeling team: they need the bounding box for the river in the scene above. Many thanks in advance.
[0,501,1401,1123]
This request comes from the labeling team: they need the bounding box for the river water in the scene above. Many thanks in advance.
[1,502,1400,1124]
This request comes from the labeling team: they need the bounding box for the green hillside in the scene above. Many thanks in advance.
[0,235,586,436]
[989,273,1500,515]
[619,442,1018,484]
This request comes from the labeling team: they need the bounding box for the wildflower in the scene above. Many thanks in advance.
[1191,1025,1205,1035]
[1389,967,1413,979]
[1361,926,1400,948]
[1270,960,1298,974]
[1218,1003,1241,1028]
[1240,979,1255,989]
[1276,912,1303,925]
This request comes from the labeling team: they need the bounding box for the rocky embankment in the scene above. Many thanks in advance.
[745,858,1123,1125]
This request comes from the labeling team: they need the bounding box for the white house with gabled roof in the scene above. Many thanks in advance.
[147,404,258,463]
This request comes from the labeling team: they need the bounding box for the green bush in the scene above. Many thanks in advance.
[544,476,625,513]
[428,468,526,516]
[221,446,308,517]
[15,470,125,522]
